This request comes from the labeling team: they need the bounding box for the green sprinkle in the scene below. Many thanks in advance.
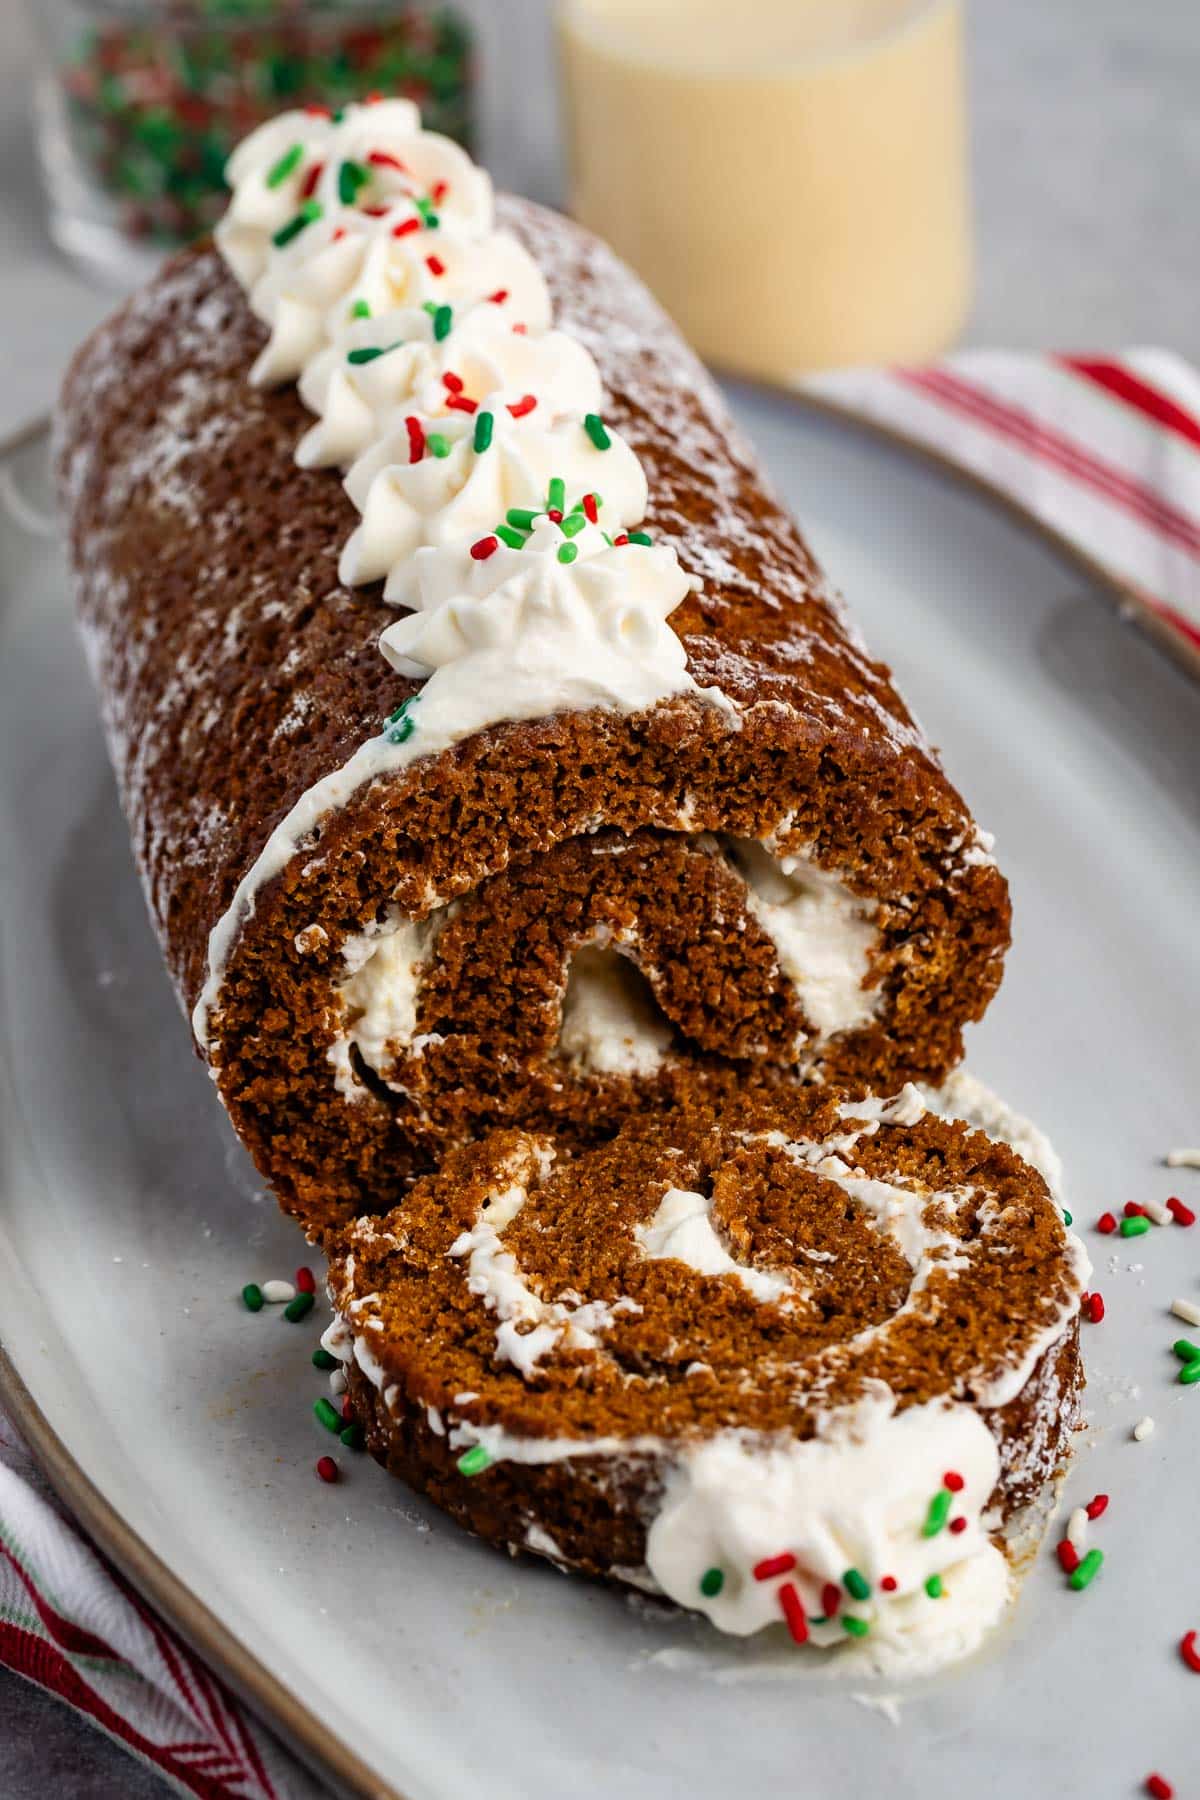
[384,699,417,745]
[415,196,439,228]
[602,531,614,546]
[347,345,385,365]
[495,524,527,550]
[627,530,653,546]
[584,412,611,450]
[473,410,494,453]
[1172,1338,1200,1362]
[312,1347,339,1371]
[699,1567,724,1598]
[559,511,586,538]
[350,298,371,319]
[557,543,578,565]
[271,199,322,247]
[1180,1360,1200,1386]
[506,507,539,530]
[266,143,303,188]
[925,1574,944,1599]
[457,1444,492,1477]
[433,303,453,342]
[843,1568,871,1601]
[1120,1215,1150,1238]
[547,477,566,512]
[340,1423,366,1451]
[337,158,369,205]
[1068,1548,1104,1591]
[1063,1210,1073,1226]
[841,1615,870,1639]
[314,1397,341,1434]
[809,1616,827,1627]
[425,432,451,459]
[241,1282,263,1313]
[422,301,440,318]
[922,1488,952,1537]
[285,1292,315,1323]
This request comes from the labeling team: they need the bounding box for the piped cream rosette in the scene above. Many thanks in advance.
[297,300,603,472]
[340,405,648,590]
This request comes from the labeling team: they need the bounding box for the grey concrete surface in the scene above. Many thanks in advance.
[0,2,1196,1795]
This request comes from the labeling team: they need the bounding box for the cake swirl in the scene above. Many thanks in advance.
[324,1085,1087,1673]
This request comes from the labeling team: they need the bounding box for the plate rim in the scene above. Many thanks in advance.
[0,396,1173,1800]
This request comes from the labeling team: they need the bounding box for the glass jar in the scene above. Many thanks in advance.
[30,0,475,286]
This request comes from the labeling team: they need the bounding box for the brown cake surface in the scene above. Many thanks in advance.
[325,1089,1085,1628]
[56,199,1010,1241]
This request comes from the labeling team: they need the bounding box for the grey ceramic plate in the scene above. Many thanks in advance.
[2,392,1198,1800]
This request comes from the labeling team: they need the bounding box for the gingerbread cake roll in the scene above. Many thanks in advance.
[323,1083,1088,1675]
[56,100,1010,1243]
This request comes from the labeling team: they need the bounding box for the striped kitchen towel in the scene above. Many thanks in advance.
[0,1411,323,1799]
[803,348,1200,673]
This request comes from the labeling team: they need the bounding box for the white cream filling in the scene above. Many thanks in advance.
[326,904,449,1098]
[635,1186,794,1304]
[558,942,674,1076]
[720,837,879,1045]
[448,1178,641,1378]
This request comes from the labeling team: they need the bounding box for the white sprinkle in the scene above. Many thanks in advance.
[1166,1149,1200,1169]
[260,1279,295,1303]
[329,1368,347,1395]
[1133,1416,1156,1442]
[1066,1507,1089,1551]
[1140,1198,1173,1226]
[1171,1298,1200,1326]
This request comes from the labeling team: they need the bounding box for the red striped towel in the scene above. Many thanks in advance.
[804,349,1200,672]
[1,345,1196,1799]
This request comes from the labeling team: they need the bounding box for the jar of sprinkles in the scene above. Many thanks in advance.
[30,0,474,284]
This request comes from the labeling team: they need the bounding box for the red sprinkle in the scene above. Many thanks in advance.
[487,288,510,304]
[778,1582,808,1644]
[299,161,324,200]
[1125,1202,1147,1219]
[362,205,389,218]
[316,1456,338,1484]
[1168,1197,1196,1227]
[368,151,408,173]
[332,228,346,242]
[1056,1539,1080,1575]
[822,1581,842,1617]
[446,394,478,413]
[304,104,331,117]
[392,216,421,238]
[547,509,564,524]
[943,1471,965,1493]
[1146,1777,1173,1800]
[405,416,425,463]
[470,536,499,561]
[1085,1493,1109,1521]
[1097,1212,1117,1234]
[512,323,528,335]
[949,1517,968,1535]
[341,1396,354,1423]
[880,1575,898,1593]
[432,180,449,204]
[753,1552,797,1582]
[507,394,537,418]
[442,371,464,393]
[365,90,384,105]
[1180,1629,1200,1674]
[613,532,630,546]
[426,254,446,276]
[295,1266,315,1295]
[1088,1293,1105,1324]
[582,492,599,523]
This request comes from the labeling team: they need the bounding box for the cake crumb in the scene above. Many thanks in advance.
[1133,1417,1155,1442]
